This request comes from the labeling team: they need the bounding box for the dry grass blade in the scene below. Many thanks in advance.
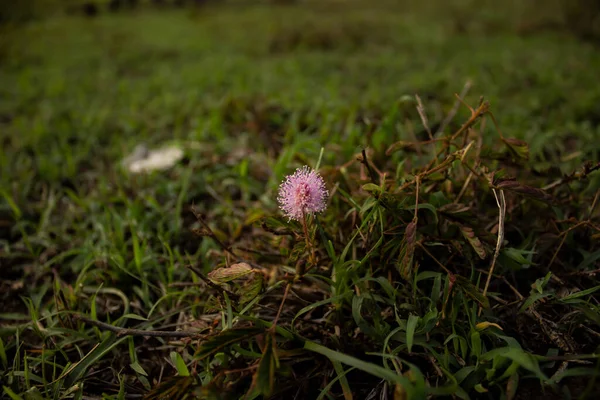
[481,189,506,311]
[415,94,433,140]
[436,80,473,136]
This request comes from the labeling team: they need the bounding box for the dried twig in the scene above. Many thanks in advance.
[543,161,600,191]
[73,315,205,339]
[417,241,452,275]
[435,80,473,137]
[269,282,292,331]
[481,189,506,313]
[415,94,433,141]
[359,148,379,184]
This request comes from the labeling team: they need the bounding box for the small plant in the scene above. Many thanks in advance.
[278,165,328,274]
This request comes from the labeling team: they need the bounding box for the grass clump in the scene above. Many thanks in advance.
[2,94,599,399]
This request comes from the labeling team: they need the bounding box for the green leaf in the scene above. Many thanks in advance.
[351,296,381,340]
[120,313,148,321]
[474,383,488,393]
[503,247,535,267]
[0,338,7,369]
[331,361,354,400]
[455,276,490,309]
[0,189,22,219]
[362,183,382,194]
[293,293,351,327]
[239,273,263,305]
[261,216,292,231]
[559,285,600,302]
[208,263,253,283]
[406,203,438,223]
[502,137,530,160]
[519,292,551,312]
[254,334,279,396]
[480,347,547,381]
[195,327,264,360]
[406,314,419,353]
[531,272,552,294]
[576,249,600,270]
[454,366,476,384]
[550,367,600,383]
[416,271,441,281]
[2,386,23,400]
[0,313,30,321]
[303,341,422,398]
[471,331,482,359]
[130,361,148,376]
[170,352,190,377]
[61,335,129,388]
[23,387,44,400]
[572,304,600,326]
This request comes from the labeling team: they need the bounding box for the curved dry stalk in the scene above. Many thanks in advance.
[73,315,206,339]
[480,189,506,314]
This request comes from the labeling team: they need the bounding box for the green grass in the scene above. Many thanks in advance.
[1,1,600,399]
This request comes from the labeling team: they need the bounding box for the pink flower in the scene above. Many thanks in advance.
[278,166,329,221]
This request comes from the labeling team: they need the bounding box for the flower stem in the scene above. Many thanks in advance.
[300,211,316,276]
[270,282,291,330]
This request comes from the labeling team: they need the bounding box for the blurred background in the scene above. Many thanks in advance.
[2,0,600,39]
[1,0,599,184]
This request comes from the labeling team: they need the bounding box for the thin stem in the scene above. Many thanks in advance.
[359,148,379,183]
[415,94,433,141]
[300,210,315,274]
[414,176,420,220]
[270,282,292,331]
[417,242,452,275]
[435,80,472,136]
[73,315,205,339]
[480,189,506,315]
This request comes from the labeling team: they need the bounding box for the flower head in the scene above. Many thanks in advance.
[278,166,328,221]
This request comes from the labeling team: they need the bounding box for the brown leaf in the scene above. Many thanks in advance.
[398,219,417,279]
[494,179,554,203]
[439,203,471,215]
[502,137,530,160]
[460,225,486,259]
[191,227,212,237]
[405,219,417,244]
[207,262,253,284]
[394,383,407,400]
[250,333,279,397]
[506,373,519,400]
[386,141,418,155]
